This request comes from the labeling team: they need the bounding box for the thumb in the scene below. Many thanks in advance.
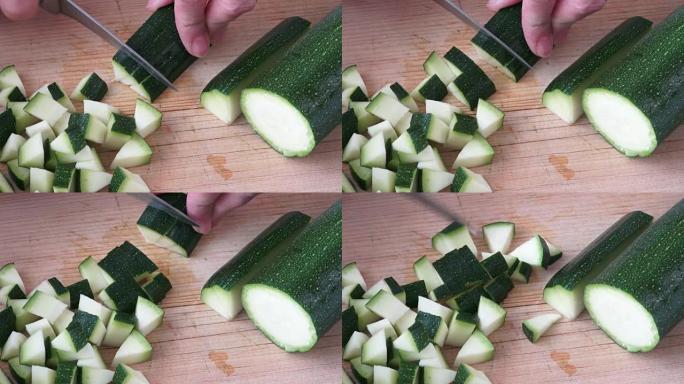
[1,0,39,21]
[186,193,222,234]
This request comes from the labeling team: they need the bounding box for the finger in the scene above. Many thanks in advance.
[211,193,257,229]
[522,0,557,57]
[551,0,605,43]
[205,0,256,42]
[146,0,174,11]
[0,0,39,21]
[186,193,222,234]
[487,0,522,11]
[175,0,210,57]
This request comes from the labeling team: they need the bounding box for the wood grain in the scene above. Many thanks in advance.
[0,0,341,192]
[342,193,684,384]
[343,0,684,192]
[0,193,341,383]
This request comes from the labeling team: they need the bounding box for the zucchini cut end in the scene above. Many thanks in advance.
[543,285,584,321]
[242,284,317,352]
[471,43,518,82]
[241,89,315,157]
[584,284,658,352]
[542,89,583,125]
[583,88,656,157]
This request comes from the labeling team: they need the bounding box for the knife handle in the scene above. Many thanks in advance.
[40,0,62,14]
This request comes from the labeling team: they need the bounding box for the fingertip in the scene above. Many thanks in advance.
[190,34,210,57]
[534,34,553,57]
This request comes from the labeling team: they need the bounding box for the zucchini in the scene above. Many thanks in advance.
[241,7,341,157]
[140,272,172,304]
[201,17,311,124]
[108,167,150,192]
[452,133,494,168]
[424,51,458,84]
[0,307,15,348]
[341,109,357,148]
[342,307,358,347]
[470,3,539,81]
[395,163,419,193]
[509,235,550,267]
[342,261,367,289]
[585,198,684,352]
[453,364,491,384]
[450,166,492,193]
[112,5,197,101]
[361,134,390,169]
[445,113,477,150]
[0,110,15,152]
[482,222,514,254]
[1,133,25,163]
[544,211,652,320]
[480,252,508,278]
[98,277,147,313]
[134,296,163,336]
[342,172,357,193]
[136,194,202,257]
[65,280,92,309]
[583,6,684,157]
[53,163,77,193]
[103,312,135,348]
[432,221,477,255]
[242,200,341,352]
[425,100,462,124]
[361,329,387,366]
[543,17,652,124]
[29,168,54,193]
[7,101,37,133]
[411,75,447,102]
[110,134,151,169]
[392,114,430,155]
[99,241,157,282]
[477,296,506,336]
[342,65,368,94]
[443,47,496,110]
[23,93,67,127]
[366,92,410,127]
[343,331,368,361]
[71,72,108,101]
[349,159,372,190]
[9,357,31,384]
[522,313,561,343]
[0,65,26,95]
[34,82,75,112]
[446,311,476,347]
[0,84,24,106]
[111,330,152,366]
[201,211,310,320]
[371,168,396,193]
[112,364,150,384]
[454,330,493,365]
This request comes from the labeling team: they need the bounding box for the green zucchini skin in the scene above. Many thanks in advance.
[342,109,358,148]
[66,280,93,309]
[201,211,311,300]
[0,307,15,348]
[99,241,158,282]
[202,17,311,101]
[546,211,652,292]
[471,3,540,81]
[545,17,652,96]
[79,73,108,101]
[589,199,684,343]
[342,306,357,346]
[243,200,342,347]
[242,7,342,156]
[112,5,197,101]
[584,6,684,153]
[0,110,16,149]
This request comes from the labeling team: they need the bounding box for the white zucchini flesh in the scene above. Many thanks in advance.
[0,133,26,162]
[423,366,456,384]
[0,65,26,94]
[394,111,412,134]
[425,100,462,124]
[342,65,368,94]
[23,290,68,324]
[111,330,152,366]
[421,169,454,192]
[361,329,387,365]
[584,284,658,352]
[432,223,477,256]
[452,133,494,168]
[366,93,410,127]
[19,329,45,366]
[373,366,399,384]
[476,99,504,138]
[367,121,397,141]
[79,170,113,192]
[477,296,506,336]
[418,343,448,368]
[367,318,398,340]
[134,99,162,138]
[103,313,134,348]
[472,43,517,81]
[453,167,493,193]
[418,146,448,172]
[79,295,112,324]
[417,297,453,323]
[80,367,115,384]
[29,168,54,193]
[83,100,119,124]
[25,318,56,339]
[509,235,547,266]
[522,313,562,343]
[24,93,68,126]
[413,256,444,293]
[53,310,74,334]
[426,115,450,144]
[583,89,656,157]
[395,310,417,334]
[424,52,458,84]
[31,366,56,384]
[134,297,164,336]
[455,364,492,384]
[342,133,368,162]
[454,330,494,365]
[241,89,315,157]
[25,121,55,141]
[0,173,13,193]
[483,222,515,253]
[446,312,476,347]
[363,279,392,299]
[343,331,369,360]
[242,284,318,352]
[342,262,367,290]
[0,331,26,360]
[543,285,584,320]
[366,290,410,324]
[18,134,44,169]
[110,134,152,169]
[361,134,387,168]
[543,89,583,125]
[371,168,396,193]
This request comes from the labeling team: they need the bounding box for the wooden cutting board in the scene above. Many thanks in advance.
[343,0,684,192]
[0,0,341,192]
[342,193,684,383]
[0,193,341,383]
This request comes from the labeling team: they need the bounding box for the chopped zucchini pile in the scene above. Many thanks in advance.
[0,241,169,383]
[202,200,341,353]
[342,218,563,382]
[0,65,163,192]
[342,47,505,193]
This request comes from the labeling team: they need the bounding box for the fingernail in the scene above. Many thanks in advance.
[191,35,209,57]
[146,0,160,10]
[536,35,553,57]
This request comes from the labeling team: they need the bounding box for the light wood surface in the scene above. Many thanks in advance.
[0,193,341,383]
[343,0,684,192]
[342,193,684,383]
[0,0,341,192]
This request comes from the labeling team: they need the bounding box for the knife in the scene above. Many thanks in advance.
[129,193,200,228]
[408,194,473,232]
[39,0,177,91]
[433,0,533,70]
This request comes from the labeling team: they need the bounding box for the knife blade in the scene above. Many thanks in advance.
[130,193,199,228]
[40,0,177,91]
[433,0,533,70]
[408,194,473,232]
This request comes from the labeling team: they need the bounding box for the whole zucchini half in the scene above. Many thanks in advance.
[585,198,684,352]
[241,7,342,157]
[242,200,341,352]
[583,6,684,157]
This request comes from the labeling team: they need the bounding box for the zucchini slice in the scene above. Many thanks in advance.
[470,3,539,81]
[477,296,506,336]
[411,75,447,102]
[522,313,561,343]
[482,222,515,254]
[112,364,150,384]
[112,5,197,101]
[454,330,494,365]
[201,17,310,124]
[543,17,652,124]
[446,311,477,347]
[71,72,108,101]
[476,99,504,138]
[111,330,152,366]
[432,221,477,255]
[544,211,652,320]
[585,198,684,352]
[108,167,150,192]
[452,133,494,168]
[241,7,341,157]
[0,65,26,94]
[454,363,492,384]
[201,211,310,320]
[371,168,396,193]
[134,99,162,138]
[583,7,684,157]
[242,200,341,352]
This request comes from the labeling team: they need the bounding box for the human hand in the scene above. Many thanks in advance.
[487,0,606,57]
[0,0,39,21]
[147,0,256,57]
[187,193,257,234]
